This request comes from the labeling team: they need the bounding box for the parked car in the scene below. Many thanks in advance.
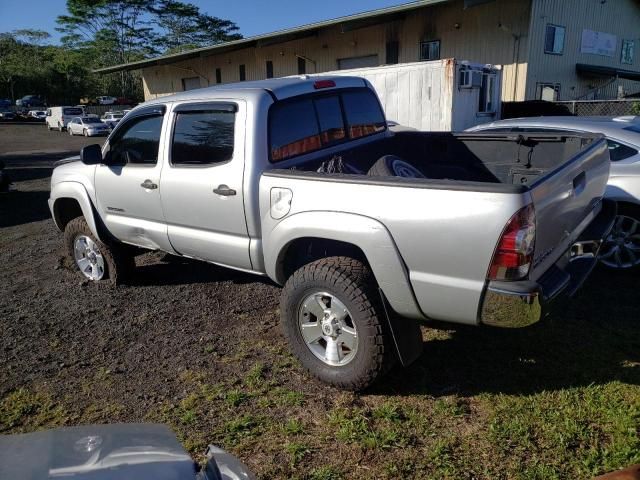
[45,106,85,131]
[49,76,616,390]
[0,423,256,480]
[67,116,111,136]
[27,110,46,121]
[468,116,640,269]
[97,95,118,105]
[16,94,45,108]
[0,110,16,121]
[101,111,125,128]
[115,96,135,105]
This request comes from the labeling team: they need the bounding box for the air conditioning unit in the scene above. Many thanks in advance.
[459,69,483,88]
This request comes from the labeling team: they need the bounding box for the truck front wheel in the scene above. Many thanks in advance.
[64,217,134,284]
[280,256,394,390]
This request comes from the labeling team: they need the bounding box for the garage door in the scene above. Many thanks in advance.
[182,77,201,91]
[337,55,379,70]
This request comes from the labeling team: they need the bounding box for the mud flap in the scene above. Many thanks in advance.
[379,289,424,367]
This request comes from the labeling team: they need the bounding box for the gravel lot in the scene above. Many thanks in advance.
[1,124,639,479]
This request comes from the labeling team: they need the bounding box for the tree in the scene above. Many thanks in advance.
[56,0,242,97]
[150,0,241,53]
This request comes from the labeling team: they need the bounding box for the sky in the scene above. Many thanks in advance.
[0,0,406,43]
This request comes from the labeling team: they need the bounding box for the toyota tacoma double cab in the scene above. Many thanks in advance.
[49,76,616,390]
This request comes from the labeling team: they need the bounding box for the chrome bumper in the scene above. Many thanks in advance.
[480,199,617,328]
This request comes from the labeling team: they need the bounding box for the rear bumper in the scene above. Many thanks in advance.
[479,199,617,328]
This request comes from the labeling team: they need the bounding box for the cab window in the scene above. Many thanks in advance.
[269,88,386,162]
[108,115,163,165]
[171,105,236,166]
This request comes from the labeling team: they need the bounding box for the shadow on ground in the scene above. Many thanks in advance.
[0,189,51,228]
[375,267,640,397]
[129,253,273,288]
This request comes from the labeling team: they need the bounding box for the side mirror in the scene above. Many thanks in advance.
[80,144,102,165]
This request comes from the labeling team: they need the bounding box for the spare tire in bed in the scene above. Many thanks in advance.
[367,155,426,178]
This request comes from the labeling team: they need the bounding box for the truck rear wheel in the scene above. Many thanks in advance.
[599,204,640,269]
[64,217,134,284]
[280,256,394,390]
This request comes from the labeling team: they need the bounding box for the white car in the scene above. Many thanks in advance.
[101,111,125,129]
[97,96,117,105]
[28,110,47,121]
[67,116,111,137]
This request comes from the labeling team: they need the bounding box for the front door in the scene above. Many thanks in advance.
[159,100,252,270]
[94,105,173,252]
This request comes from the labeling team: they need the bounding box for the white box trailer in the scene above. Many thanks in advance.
[321,59,502,132]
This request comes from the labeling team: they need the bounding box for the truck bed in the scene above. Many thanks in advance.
[292,131,598,188]
[261,130,610,324]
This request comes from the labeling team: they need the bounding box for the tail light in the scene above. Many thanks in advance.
[488,204,536,281]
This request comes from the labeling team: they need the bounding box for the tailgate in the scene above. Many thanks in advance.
[529,136,610,280]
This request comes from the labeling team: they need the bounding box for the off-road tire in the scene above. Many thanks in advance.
[64,216,135,285]
[367,154,426,178]
[280,256,395,390]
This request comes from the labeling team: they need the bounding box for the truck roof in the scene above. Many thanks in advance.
[143,75,370,105]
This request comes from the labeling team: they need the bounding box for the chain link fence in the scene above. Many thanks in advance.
[553,99,640,116]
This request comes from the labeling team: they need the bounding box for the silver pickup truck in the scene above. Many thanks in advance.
[49,76,616,390]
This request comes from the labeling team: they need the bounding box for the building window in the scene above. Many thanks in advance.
[536,82,561,101]
[215,68,222,84]
[544,24,565,55]
[621,39,634,65]
[181,77,201,91]
[239,64,246,81]
[266,60,274,78]
[478,73,497,113]
[297,57,306,75]
[386,41,399,64]
[419,40,440,61]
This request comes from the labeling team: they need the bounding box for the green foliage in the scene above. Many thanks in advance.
[631,102,640,115]
[0,0,242,102]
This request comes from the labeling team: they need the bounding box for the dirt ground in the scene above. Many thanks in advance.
[1,124,639,479]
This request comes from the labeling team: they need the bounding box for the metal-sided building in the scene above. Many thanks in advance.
[97,0,640,102]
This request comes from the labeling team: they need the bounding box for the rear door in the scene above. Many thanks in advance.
[159,100,252,270]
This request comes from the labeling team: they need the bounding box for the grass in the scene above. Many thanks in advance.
[1,270,639,479]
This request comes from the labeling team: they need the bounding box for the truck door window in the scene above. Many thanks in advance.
[108,115,163,165]
[341,90,386,139]
[171,109,235,166]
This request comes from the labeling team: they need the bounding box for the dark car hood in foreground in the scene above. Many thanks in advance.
[0,423,197,480]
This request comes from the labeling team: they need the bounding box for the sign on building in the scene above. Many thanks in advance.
[581,29,617,57]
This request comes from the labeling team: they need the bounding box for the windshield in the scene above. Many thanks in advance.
[63,107,83,116]
[624,124,640,134]
[82,117,102,124]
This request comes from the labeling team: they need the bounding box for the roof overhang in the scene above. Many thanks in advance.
[576,63,640,82]
[94,0,451,74]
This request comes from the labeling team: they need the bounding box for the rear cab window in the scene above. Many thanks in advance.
[269,88,385,162]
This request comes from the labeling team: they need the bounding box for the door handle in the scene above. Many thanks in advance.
[140,179,158,190]
[572,172,586,195]
[213,184,237,196]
